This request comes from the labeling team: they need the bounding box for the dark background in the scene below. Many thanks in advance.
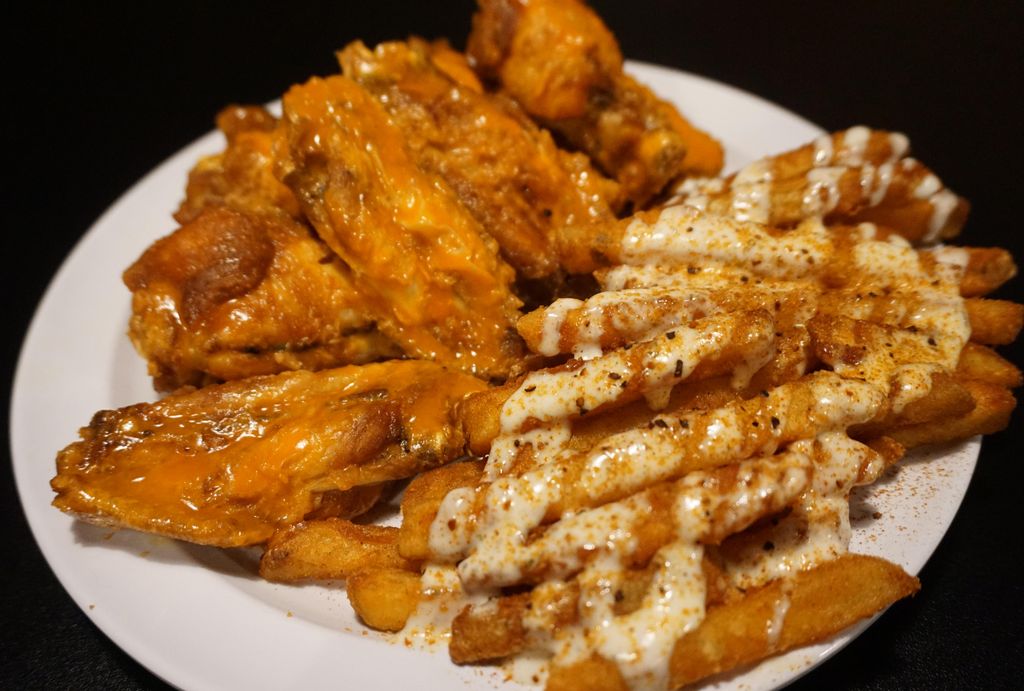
[3,1,1021,689]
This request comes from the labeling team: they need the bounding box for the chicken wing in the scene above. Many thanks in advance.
[124,206,400,391]
[51,361,486,547]
[468,0,724,207]
[276,74,524,379]
[338,38,622,282]
[175,105,302,223]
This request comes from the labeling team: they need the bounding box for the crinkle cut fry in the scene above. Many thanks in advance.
[468,0,722,206]
[337,38,621,281]
[51,361,486,547]
[459,309,776,454]
[277,74,523,379]
[542,554,919,691]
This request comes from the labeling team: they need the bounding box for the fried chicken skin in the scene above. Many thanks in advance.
[468,0,723,206]
[276,74,524,379]
[338,38,622,282]
[176,105,302,223]
[52,361,486,546]
[124,207,400,391]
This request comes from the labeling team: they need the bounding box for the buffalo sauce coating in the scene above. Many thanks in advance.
[51,361,485,547]
[423,203,972,688]
[277,74,523,379]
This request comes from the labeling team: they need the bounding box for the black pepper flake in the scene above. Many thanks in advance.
[752,420,760,427]
[653,418,668,429]
[666,331,676,340]
[763,541,775,551]
[740,275,749,283]
[770,416,780,429]
[679,419,690,429]
[685,226,694,233]
[773,300,781,310]
[513,439,521,447]
[524,385,536,392]
[760,390,770,398]
[620,381,629,389]
[674,359,683,377]
[623,343,633,350]
[447,519,458,531]
[608,372,622,380]
[927,337,937,346]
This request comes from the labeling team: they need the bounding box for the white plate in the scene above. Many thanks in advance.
[11,62,978,691]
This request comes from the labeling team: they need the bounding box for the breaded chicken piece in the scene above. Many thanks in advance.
[125,206,400,391]
[175,105,302,223]
[338,38,622,281]
[52,361,486,546]
[276,74,524,379]
[468,0,723,207]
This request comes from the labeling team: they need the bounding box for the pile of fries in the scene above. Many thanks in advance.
[50,1,1021,689]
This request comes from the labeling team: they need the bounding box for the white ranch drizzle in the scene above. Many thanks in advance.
[434,373,885,565]
[539,298,584,357]
[802,166,846,216]
[723,433,886,590]
[620,206,831,279]
[531,288,720,359]
[421,199,975,689]
[730,159,774,224]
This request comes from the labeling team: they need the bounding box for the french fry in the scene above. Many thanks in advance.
[457,451,814,589]
[453,373,883,547]
[460,310,776,454]
[955,343,1023,387]
[516,285,811,357]
[450,592,532,663]
[304,483,383,521]
[885,380,1016,448]
[850,372,975,439]
[668,554,919,688]
[965,298,1024,345]
[398,460,485,562]
[259,519,416,582]
[346,568,422,632]
[544,555,918,690]
[959,247,1017,297]
[450,558,734,665]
